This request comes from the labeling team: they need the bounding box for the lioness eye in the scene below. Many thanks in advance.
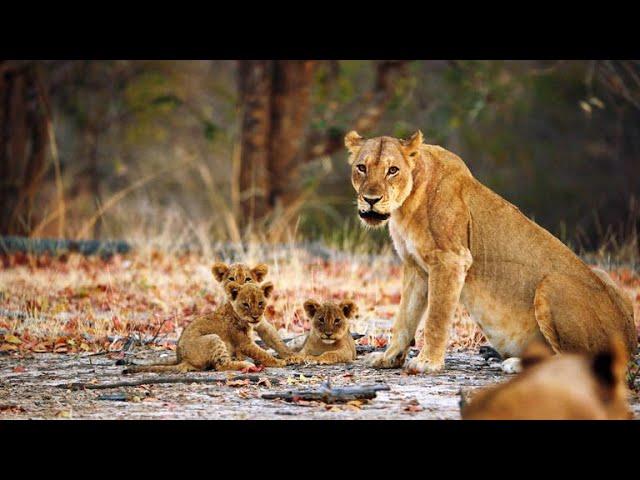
[356,164,366,173]
[388,166,399,175]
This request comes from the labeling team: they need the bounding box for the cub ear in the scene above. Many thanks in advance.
[303,299,321,319]
[225,281,241,301]
[520,338,554,369]
[345,130,364,156]
[400,130,423,158]
[339,300,357,319]
[261,281,274,299]
[591,335,629,390]
[251,263,269,283]
[212,262,230,282]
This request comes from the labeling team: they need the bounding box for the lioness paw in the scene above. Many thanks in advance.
[405,356,444,374]
[501,357,522,374]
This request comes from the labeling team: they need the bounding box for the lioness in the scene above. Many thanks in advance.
[124,282,286,373]
[346,130,636,374]
[460,337,633,419]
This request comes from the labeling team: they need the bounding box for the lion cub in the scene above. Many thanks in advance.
[295,299,358,364]
[124,282,286,373]
[460,337,634,420]
[211,261,295,359]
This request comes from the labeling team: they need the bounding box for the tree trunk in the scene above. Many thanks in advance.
[267,61,315,211]
[237,60,316,229]
[0,61,50,235]
[237,60,273,225]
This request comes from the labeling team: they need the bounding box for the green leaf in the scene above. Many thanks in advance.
[203,121,219,141]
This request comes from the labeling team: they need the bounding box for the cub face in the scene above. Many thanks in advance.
[225,281,274,325]
[212,262,268,286]
[345,130,422,228]
[303,299,357,344]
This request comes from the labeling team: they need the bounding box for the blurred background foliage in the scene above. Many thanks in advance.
[1,60,638,256]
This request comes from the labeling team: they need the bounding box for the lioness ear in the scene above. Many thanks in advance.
[212,262,229,282]
[345,130,364,156]
[251,263,269,283]
[261,282,274,299]
[520,339,554,369]
[225,281,241,301]
[591,335,628,390]
[303,299,321,319]
[400,130,423,158]
[339,300,357,319]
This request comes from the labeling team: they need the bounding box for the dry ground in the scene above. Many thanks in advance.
[1,246,639,419]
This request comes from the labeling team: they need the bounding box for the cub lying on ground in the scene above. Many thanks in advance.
[124,282,288,373]
[460,337,634,420]
[294,299,358,364]
[211,261,295,359]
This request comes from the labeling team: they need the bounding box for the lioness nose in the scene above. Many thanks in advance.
[364,196,382,207]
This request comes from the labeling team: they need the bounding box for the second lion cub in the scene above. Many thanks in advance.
[296,299,358,364]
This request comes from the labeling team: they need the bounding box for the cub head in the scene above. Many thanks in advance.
[345,130,423,228]
[225,281,274,325]
[212,262,269,286]
[303,299,357,344]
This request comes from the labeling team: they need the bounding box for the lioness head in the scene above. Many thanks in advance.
[345,130,423,228]
[303,299,357,344]
[225,281,274,325]
[212,262,269,286]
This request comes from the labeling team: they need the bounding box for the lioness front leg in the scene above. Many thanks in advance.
[366,259,428,369]
[406,249,471,374]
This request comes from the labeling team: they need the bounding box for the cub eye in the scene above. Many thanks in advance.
[245,277,252,282]
[258,302,264,308]
[335,318,341,324]
[387,166,399,175]
[228,276,235,281]
[356,164,366,173]
[242,302,250,309]
[318,317,325,324]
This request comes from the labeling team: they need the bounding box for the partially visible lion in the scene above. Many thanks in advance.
[294,299,358,364]
[346,130,637,374]
[460,337,633,419]
[211,261,295,360]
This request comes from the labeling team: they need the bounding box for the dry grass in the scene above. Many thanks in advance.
[1,220,639,357]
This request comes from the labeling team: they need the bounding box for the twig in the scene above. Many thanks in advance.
[262,381,390,403]
[56,373,279,391]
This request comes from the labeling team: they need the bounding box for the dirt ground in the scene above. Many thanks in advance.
[2,347,640,420]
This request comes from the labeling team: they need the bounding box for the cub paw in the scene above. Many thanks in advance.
[283,354,306,365]
[365,350,406,369]
[501,357,522,374]
[405,356,444,374]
